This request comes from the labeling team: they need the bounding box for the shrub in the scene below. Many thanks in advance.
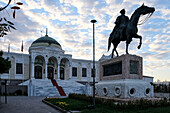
[68,93,170,110]
[69,93,92,102]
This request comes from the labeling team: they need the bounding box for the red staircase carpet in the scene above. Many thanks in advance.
[51,79,66,96]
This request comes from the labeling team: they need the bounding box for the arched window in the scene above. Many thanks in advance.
[35,58,43,66]
[48,58,54,66]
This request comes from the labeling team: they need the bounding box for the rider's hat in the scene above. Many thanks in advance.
[120,9,125,14]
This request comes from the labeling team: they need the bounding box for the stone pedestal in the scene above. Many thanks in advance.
[96,54,153,99]
[100,54,143,81]
[95,79,154,98]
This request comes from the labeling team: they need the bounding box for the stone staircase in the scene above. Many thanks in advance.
[21,79,86,97]
[51,79,66,96]
[56,80,86,96]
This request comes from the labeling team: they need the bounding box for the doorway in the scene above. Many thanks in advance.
[35,66,42,79]
[60,67,64,80]
[48,67,54,79]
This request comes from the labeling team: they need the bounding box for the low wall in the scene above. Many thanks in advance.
[0,85,27,96]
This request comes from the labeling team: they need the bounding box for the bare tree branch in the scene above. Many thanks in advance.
[0,0,12,12]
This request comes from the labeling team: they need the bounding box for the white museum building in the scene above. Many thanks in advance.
[1,33,100,81]
[0,33,100,96]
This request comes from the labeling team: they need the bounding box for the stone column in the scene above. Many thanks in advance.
[68,59,72,79]
[69,64,72,79]
[96,63,99,81]
[31,61,34,79]
[57,63,60,80]
[45,61,48,79]
[10,56,15,79]
[87,63,91,82]
[78,62,82,81]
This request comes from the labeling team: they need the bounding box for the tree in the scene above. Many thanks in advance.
[0,0,23,37]
[0,17,16,37]
[0,51,11,74]
[0,0,22,103]
[0,0,22,72]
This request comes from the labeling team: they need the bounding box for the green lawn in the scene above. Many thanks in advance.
[45,98,170,113]
[82,105,170,113]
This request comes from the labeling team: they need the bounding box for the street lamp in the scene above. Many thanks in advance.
[91,19,97,107]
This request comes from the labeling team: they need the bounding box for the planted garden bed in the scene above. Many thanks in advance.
[43,94,170,113]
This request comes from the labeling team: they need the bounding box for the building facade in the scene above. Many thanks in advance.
[0,34,99,83]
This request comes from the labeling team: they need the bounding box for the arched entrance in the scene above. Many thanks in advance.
[34,66,42,79]
[48,57,57,79]
[60,58,70,80]
[48,67,54,79]
[34,55,45,79]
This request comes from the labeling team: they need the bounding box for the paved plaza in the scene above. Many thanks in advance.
[0,96,61,113]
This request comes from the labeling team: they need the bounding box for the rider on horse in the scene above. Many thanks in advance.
[115,9,129,40]
[108,4,155,58]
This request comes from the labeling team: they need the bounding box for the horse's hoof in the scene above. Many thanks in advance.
[137,46,141,49]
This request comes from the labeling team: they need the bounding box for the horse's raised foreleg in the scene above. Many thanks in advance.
[133,34,142,49]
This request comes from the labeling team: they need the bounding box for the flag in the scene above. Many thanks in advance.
[21,40,23,52]
[8,43,10,53]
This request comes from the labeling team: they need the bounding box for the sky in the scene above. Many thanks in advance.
[0,0,169,82]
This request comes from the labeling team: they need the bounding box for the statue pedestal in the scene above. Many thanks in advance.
[96,54,153,99]
[99,54,143,81]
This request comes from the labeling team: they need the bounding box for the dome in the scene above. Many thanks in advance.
[31,34,62,49]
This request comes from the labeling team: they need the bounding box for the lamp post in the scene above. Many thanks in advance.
[91,19,97,107]
[5,80,7,104]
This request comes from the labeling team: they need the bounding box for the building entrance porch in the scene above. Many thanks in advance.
[32,55,71,80]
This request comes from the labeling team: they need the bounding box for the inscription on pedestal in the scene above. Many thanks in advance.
[130,60,139,74]
[103,62,122,76]
[100,54,143,80]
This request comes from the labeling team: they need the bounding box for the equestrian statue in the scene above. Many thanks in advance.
[108,4,155,58]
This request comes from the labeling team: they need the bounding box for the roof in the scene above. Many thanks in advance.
[31,35,61,48]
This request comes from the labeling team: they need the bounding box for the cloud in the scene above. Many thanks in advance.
[0,0,169,81]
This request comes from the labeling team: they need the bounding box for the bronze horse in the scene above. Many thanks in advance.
[108,4,155,58]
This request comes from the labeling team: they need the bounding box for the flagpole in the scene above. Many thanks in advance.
[21,40,24,84]
[8,43,10,80]
[7,43,11,88]
[8,43,10,53]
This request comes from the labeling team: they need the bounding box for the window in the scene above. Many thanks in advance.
[91,68,96,77]
[35,58,43,65]
[48,58,54,66]
[82,68,87,77]
[16,63,23,74]
[72,67,77,77]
